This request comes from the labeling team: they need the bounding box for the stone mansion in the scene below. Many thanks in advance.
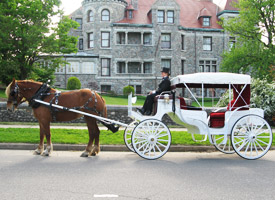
[54,0,238,95]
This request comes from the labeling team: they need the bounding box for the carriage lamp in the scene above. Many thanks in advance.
[164,94,170,104]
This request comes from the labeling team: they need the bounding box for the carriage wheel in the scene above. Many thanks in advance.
[124,120,139,152]
[131,119,171,160]
[231,115,273,160]
[211,134,235,154]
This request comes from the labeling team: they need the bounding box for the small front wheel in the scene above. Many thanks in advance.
[124,120,139,152]
[231,115,273,160]
[131,119,171,160]
[211,134,235,154]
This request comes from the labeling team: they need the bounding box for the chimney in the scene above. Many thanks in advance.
[131,0,138,10]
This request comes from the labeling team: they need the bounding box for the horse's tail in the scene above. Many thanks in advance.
[100,96,119,133]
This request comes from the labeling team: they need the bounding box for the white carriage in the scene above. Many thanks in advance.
[125,72,273,160]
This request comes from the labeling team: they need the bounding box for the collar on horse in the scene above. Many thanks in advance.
[29,83,51,108]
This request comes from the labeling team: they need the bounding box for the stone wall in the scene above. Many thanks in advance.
[0,102,176,125]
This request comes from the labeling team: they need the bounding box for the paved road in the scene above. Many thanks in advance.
[0,150,275,200]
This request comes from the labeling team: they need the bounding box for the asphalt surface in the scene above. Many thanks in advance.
[0,150,275,200]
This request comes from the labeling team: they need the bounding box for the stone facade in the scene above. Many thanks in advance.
[54,0,238,96]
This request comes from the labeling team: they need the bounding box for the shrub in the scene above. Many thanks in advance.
[123,85,134,96]
[250,78,275,124]
[67,77,81,90]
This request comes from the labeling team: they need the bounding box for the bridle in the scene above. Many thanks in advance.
[8,82,30,107]
[7,82,20,106]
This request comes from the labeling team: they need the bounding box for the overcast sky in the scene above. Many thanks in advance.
[60,0,225,16]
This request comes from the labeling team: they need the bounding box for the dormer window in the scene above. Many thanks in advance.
[129,10,133,19]
[167,11,174,24]
[126,4,134,19]
[203,17,210,26]
[157,10,165,23]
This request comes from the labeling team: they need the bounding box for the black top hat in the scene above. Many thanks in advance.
[161,67,170,75]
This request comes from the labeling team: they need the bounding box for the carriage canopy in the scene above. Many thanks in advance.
[171,72,251,88]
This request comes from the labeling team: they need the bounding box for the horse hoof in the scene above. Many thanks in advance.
[42,152,49,156]
[90,152,97,156]
[80,151,89,157]
[33,150,42,155]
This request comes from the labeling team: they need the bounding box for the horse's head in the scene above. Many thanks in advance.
[5,79,24,112]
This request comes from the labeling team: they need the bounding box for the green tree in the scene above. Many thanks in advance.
[221,0,275,82]
[0,0,79,85]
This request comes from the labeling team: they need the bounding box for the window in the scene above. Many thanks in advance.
[143,33,152,45]
[203,37,212,51]
[88,10,94,22]
[101,9,110,21]
[101,85,111,93]
[128,32,141,44]
[161,34,171,49]
[88,33,94,48]
[101,58,110,76]
[157,10,165,23]
[75,18,82,30]
[117,62,126,73]
[229,37,236,51]
[56,64,65,73]
[161,59,171,71]
[144,62,152,73]
[67,62,79,73]
[129,10,133,19]
[167,11,174,23]
[181,60,185,74]
[202,17,210,26]
[136,85,142,95]
[79,39,83,50]
[181,35,185,50]
[117,32,125,44]
[82,62,95,74]
[101,32,110,48]
[128,62,141,73]
[199,60,217,72]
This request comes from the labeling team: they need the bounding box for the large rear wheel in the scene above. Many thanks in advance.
[231,115,272,160]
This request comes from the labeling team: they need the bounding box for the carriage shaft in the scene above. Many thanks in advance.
[34,99,129,127]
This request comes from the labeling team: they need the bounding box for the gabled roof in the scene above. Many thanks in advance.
[116,0,226,29]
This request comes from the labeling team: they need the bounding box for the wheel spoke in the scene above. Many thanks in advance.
[237,139,249,151]
[256,138,268,146]
[253,142,259,156]
[255,140,265,151]
[156,141,167,148]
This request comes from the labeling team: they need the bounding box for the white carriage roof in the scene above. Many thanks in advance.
[171,73,251,85]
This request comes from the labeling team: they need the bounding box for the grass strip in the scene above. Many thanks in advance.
[0,128,213,145]
[0,128,274,146]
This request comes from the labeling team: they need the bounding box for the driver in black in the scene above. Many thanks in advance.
[137,67,171,115]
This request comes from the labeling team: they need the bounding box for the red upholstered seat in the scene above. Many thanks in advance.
[209,112,225,128]
[210,84,250,128]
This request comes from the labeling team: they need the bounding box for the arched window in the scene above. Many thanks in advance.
[88,10,93,22]
[101,9,110,21]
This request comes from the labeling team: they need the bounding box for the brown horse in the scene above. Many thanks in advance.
[5,79,118,157]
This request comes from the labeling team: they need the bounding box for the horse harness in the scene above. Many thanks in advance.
[11,82,102,121]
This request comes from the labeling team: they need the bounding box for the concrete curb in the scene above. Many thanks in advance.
[0,143,217,152]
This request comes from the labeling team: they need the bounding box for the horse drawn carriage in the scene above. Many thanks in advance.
[6,73,273,160]
[125,72,273,160]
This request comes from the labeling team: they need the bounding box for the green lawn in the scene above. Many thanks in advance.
[0,89,6,98]
[0,128,212,145]
[101,95,146,106]
[0,128,274,146]
[191,98,220,107]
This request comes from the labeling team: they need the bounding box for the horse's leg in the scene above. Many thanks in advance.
[81,117,99,157]
[39,122,53,156]
[34,126,45,155]
[90,121,100,156]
